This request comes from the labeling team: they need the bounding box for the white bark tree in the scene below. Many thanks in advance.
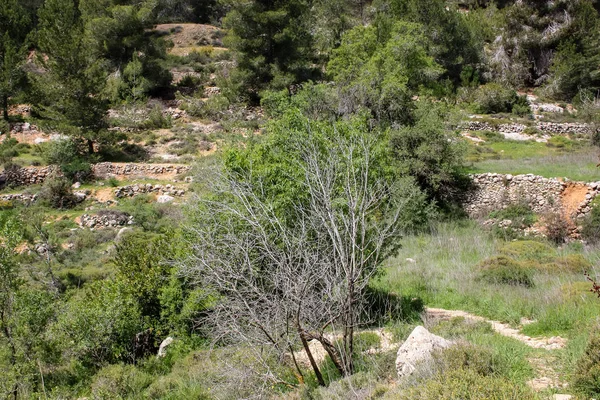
[183,123,428,385]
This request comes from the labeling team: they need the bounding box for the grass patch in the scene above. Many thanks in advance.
[375,221,600,338]
[470,148,600,182]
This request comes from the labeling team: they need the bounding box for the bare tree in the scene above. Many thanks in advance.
[183,126,425,384]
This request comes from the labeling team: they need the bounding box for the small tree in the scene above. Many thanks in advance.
[183,115,429,383]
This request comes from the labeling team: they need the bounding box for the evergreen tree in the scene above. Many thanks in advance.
[33,0,112,155]
[0,0,32,121]
[80,0,172,100]
[223,0,317,99]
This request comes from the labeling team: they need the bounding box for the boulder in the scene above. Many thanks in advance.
[157,195,175,204]
[157,337,174,358]
[396,326,452,378]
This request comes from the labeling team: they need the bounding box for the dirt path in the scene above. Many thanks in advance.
[425,308,566,350]
[426,307,570,393]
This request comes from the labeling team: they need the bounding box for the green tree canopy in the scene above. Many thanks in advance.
[223,0,317,99]
[328,21,443,125]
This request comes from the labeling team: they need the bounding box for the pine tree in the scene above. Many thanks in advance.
[0,0,32,121]
[223,0,317,98]
[33,0,111,155]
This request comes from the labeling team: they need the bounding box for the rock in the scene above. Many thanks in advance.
[396,326,452,378]
[157,195,175,204]
[115,227,132,242]
[552,395,572,400]
[157,337,174,357]
[72,182,81,189]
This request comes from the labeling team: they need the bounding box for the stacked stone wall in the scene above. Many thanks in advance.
[465,173,600,220]
[465,121,592,136]
[1,163,192,187]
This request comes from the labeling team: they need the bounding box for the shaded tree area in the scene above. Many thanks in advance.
[222,0,319,100]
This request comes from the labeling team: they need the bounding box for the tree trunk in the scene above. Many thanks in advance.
[2,94,8,122]
[3,323,18,400]
[87,138,94,155]
[299,331,325,386]
[317,334,347,377]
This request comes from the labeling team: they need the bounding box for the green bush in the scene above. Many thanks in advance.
[498,240,555,263]
[572,327,600,397]
[432,343,500,378]
[38,173,77,209]
[390,368,536,399]
[144,105,171,129]
[581,200,600,243]
[90,364,153,400]
[472,83,522,114]
[42,139,92,181]
[550,254,592,273]
[50,280,142,367]
[478,256,535,287]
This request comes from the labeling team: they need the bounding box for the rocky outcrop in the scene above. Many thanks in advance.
[396,326,452,379]
[114,184,186,199]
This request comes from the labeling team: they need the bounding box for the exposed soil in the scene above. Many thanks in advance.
[561,182,590,220]
[93,188,116,203]
[154,23,226,56]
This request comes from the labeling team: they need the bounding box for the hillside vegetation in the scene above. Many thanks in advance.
[1,0,600,399]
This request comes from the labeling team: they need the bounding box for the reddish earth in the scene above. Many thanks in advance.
[561,182,589,220]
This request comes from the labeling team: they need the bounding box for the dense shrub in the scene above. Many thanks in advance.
[478,256,535,287]
[572,327,600,397]
[551,254,592,273]
[38,173,77,209]
[472,83,529,115]
[498,240,555,263]
[392,368,536,399]
[543,212,570,245]
[581,200,600,243]
[144,105,172,129]
[50,280,143,367]
[432,343,500,377]
[42,139,92,181]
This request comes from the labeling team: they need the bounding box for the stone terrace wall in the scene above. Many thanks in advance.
[1,163,192,186]
[1,166,57,186]
[464,173,600,220]
[465,121,592,136]
[92,162,191,179]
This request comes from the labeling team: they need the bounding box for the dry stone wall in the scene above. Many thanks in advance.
[114,183,186,198]
[464,173,600,220]
[1,163,192,187]
[465,121,592,137]
[92,163,191,179]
